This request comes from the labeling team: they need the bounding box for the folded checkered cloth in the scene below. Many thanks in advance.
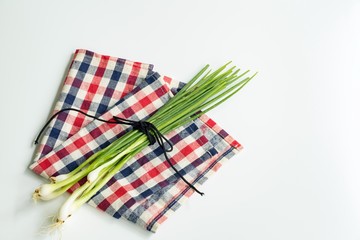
[30,49,242,232]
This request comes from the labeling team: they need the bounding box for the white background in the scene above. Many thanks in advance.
[1,0,360,239]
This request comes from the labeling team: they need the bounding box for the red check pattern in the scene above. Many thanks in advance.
[30,49,242,232]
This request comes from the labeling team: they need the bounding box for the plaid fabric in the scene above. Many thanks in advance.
[30,49,242,232]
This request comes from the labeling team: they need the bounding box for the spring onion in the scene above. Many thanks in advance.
[33,63,256,227]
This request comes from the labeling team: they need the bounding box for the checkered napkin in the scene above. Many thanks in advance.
[30,49,242,232]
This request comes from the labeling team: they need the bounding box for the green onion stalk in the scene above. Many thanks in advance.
[33,63,256,225]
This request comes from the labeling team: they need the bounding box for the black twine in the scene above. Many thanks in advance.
[34,108,204,196]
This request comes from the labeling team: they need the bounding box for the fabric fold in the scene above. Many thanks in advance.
[30,49,242,232]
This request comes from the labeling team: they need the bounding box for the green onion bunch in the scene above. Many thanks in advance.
[33,63,256,226]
